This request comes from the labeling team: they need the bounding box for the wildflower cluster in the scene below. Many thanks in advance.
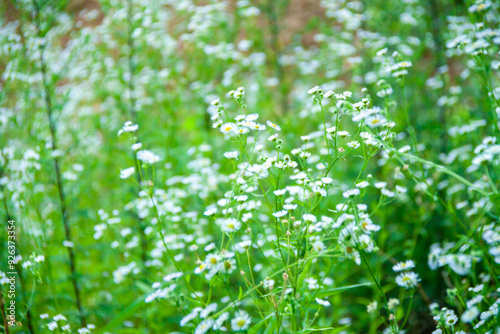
[2,0,500,333]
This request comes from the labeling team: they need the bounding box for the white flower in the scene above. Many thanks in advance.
[466,295,483,309]
[312,240,325,252]
[238,240,252,250]
[468,284,484,292]
[200,303,217,318]
[303,214,317,222]
[263,278,275,290]
[480,304,498,321]
[347,141,360,149]
[195,319,215,334]
[180,311,199,327]
[221,123,236,134]
[236,195,248,203]
[388,298,400,310]
[163,272,182,282]
[343,188,360,198]
[213,312,229,330]
[137,150,160,164]
[397,61,412,68]
[377,48,388,56]
[446,254,471,275]
[473,320,485,329]
[268,134,279,142]
[131,143,142,151]
[396,185,407,193]
[338,131,350,138]
[315,298,330,307]
[48,321,58,331]
[304,277,320,289]
[273,189,287,196]
[122,121,138,132]
[366,116,386,128]
[252,123,266,131]
[381,188,395,197]
[395,271,420,289]
[321,177,333,184]
[246,113,259,122]
[393,260,415,272]
[266,120,281,131]
[219,218,241,233]
[399,145,411,153]
[120,167,135,179]
[235,127,249,135]
[204,208,217,216]
[273,210,288,218]
[444,310,458,326]
[62,240,74,248]
[224,151,239,159]
[231,311,251,331]
[356,181,370,188]
[326,126,336,134]
[367,301,378,313]
[308,86,320,94]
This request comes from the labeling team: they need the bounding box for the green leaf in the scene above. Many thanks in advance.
[295,260,311,292]
[317,282,373,298]
[135,281,152,293]
[248,313,274,334]
[489,193,500,215]
[298,327,334,333]
[262,318,276,334]
[239,286,244,300]
[95,294,148,334]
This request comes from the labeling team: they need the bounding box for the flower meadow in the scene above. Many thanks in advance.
[1,0,500,333]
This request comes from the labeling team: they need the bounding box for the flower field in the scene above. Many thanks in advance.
[0,0,499,333]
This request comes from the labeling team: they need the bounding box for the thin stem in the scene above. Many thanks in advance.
[319,101,330,155]
[0,287,9,334]
[0,169,35,334]
[33,1,85,326]
[394,151,491,196]
[360,251,388,307]
[126,0,148,265]
[400,83,419,154]
[401,293,414,328]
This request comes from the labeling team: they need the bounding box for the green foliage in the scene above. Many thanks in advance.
[0,0,499,333]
